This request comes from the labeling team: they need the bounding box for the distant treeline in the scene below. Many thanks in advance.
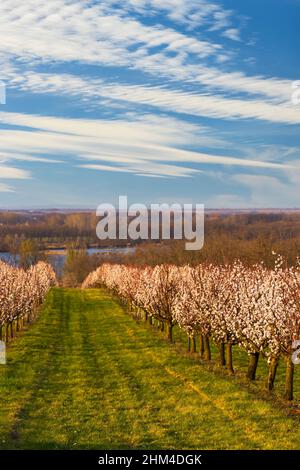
[0,211,128,250]
[1,210,300,267]
[99,211,300,268]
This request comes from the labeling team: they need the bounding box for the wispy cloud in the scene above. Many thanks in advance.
[222,28,241,42]
[208,162,300,208]
[0,0,221,68]
[0,182,14,192]
[104,0,237,32]
[10,72,300,125]
[0,164,30,180]
[0,0,294,105]
[0,1,299,206]
[0,111,295,180]
[79,162,199,178]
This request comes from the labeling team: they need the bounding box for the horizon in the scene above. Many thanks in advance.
[2,207,300,213]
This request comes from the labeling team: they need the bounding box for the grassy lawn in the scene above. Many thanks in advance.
[0,287,299,450]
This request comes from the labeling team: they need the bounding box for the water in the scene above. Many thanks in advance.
[0,252,18,265]
[0,246,135,275]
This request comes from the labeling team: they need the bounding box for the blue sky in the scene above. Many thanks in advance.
[0,0,299,209]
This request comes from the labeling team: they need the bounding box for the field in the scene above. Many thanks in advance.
[0,288,299,450]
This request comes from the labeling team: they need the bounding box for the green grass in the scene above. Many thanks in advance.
[172,325,300,403]
[0,287,299,450]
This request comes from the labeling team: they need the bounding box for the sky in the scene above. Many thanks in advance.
[0,0,299,209]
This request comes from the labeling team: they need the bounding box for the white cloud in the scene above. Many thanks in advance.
[12,72,300,125]
[236,174,296,207]
[0,151,61,164]
[0,111,295,180]
[209,10,231,31]
[0,182,14,192]
[0,164,30,179]
[94,83,300,125]
[105,0,235,32]
[212,168,300,208]
[0,0,295,106]
[79,162,199,178]
[222,28,241,42]
[0,0,220,69]
[0,1,298,200]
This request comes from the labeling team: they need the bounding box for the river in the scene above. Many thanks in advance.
[0,246,135,275]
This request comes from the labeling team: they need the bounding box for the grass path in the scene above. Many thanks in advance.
[0,288,299,450]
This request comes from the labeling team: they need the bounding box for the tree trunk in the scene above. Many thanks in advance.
[284,356,294,401]
[203,335,211,361]
[199,334,205,359]
[160,322,164,332]
[192,336,197,353]
[219,342,226,366]
[226,343,234,374]
[187,336,191,352]
[267,357,279,391]
[166,321,173,343]
[247,352,259,380]
[10,322,14,339]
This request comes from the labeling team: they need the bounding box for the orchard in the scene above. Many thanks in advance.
[83,257,300,401]
[0,261,56,341]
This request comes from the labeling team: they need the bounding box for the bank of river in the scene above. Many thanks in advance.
[0,246,135,275]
